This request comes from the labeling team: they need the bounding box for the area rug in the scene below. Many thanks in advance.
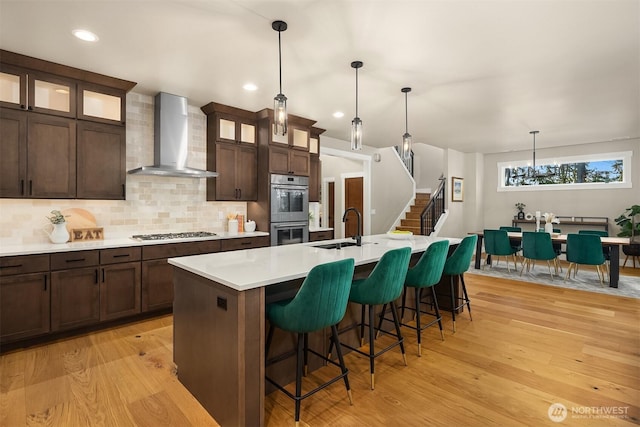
[466,261,640,299]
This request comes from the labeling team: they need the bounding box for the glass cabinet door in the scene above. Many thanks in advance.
[78,83,125,124]
[0,66,26,109]
[28,72,76,117]
[292,128,309,150]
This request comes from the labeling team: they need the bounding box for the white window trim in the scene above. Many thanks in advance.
[497,151,632,192]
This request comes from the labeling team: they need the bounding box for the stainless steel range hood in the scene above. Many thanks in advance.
[127,92,218,178]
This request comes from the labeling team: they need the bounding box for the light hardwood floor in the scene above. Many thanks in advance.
[1,269,639,426]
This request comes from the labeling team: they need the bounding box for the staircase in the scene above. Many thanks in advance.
[395,193,431,235]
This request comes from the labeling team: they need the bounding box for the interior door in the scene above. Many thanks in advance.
[344,176,363,238]
[328,182,335,229]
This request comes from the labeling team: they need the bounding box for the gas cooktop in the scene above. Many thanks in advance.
[131,231,217,241]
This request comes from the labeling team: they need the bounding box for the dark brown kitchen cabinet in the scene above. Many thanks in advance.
[0,254,51,343]
[99,247,141,321]
[309,230,334,242]
[309,156,320,202]
[0,65,76,118]
[76,121,126,199]
[0,110,76,198]
[220,235,269,251]
[212,143,257,201]
[51,266,100,331]
[77,82,126,125]
[141,240,221,313]
[100,261,141,321]
[202,102,258,202]
[50,250,100,331]
[269,146,310,176]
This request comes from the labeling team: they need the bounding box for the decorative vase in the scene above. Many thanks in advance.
[228,219,238,236]
[517,211,525,220]
[544,222,554,234]
[46,222,70,244]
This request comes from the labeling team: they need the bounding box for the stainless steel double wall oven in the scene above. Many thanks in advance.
[270,174,309,246]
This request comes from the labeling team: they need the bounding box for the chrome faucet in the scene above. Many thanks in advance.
[342,207,362,246]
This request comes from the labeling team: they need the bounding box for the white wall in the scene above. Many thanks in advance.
[438,148,473,238]
[482,138,639,236]
[412,143,444,191]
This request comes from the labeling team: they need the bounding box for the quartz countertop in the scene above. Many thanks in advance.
[168,234,460,291]
[0,231,270,257]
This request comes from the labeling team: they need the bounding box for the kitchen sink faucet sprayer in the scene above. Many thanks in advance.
[342,207,362,246]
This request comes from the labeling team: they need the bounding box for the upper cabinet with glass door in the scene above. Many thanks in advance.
[201,102,256,146]
[0,65,76,118]
[78,82,126,126]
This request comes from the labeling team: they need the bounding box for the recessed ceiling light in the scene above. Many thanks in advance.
[243,83,258,91]
[72,29,99,42]
[333,111,344,118]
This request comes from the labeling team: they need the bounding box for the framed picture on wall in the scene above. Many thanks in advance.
[452,177,463,202]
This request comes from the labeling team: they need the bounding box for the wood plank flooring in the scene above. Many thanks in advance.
[1,269,639,426]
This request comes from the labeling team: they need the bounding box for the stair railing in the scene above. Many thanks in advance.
[420,176,446,235]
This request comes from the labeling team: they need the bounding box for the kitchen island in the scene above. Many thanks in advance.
[169,234,458,427]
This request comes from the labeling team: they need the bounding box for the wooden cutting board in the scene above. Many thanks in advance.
[61,208,97,231]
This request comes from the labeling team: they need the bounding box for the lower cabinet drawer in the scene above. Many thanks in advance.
[50,250,99,270]
[221,236,270,251]
[0,254,50,276]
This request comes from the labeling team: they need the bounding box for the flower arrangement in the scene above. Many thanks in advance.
[515,202,526,212]
[543,212,560,224]
[46,210,67,224]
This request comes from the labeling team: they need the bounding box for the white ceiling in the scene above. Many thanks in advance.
[1,0,638,154]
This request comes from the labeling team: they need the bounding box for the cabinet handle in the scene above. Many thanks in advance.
[65,258,86,263]
[113,254,129,258]
[43,274,47,291]
[29,180,33,196]
[238,188,241,199]
[95,269,99,284]
[27,106,33,111]
[0,264,22,269]
[241,241,251,246]
[20,180,24,196]
[102,268,105,283]
[122,184,126,198]
[20,104,26,110]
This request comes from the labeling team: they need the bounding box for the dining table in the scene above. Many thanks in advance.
[472,231,630,288]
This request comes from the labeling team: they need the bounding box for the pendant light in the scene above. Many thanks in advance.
[401,87,412,159]
[350,60,363,150]
[272,20,288,136]
[512,130,556,182]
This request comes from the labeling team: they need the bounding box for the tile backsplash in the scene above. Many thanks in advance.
[0,92,247,246]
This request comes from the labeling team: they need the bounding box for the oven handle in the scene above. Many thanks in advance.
[272,222,308,228]
[271,185,308,192]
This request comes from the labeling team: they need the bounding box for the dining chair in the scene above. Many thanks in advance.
[330,247,411,390]
[265,258,355,426]
[483,229,519,272]
[442,234,477,332]
[564,233,607,285]
[500,226,522,254]
[520,231,561,279]
[578,229,610,263]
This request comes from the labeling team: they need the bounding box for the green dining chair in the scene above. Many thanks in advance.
[397,239,450,356]
[443,234,477,332]
[330,247,411,389]
[520,231,561,279]
[265,258,355,427]
[500,226,523,254]
[565,233,607,285]
[579,229,611,262]
[483,229,519,272]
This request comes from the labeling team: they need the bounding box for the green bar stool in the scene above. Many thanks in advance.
[396,239,449,357]
[565,233,607,284]
[442,234,477,332]
[483,229,519,272]
[265,258,355,427]
[329,247,411,390]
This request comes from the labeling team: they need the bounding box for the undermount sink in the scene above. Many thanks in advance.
[312,241,360,249]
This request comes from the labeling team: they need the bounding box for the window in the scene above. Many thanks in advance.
[497,151,632,192]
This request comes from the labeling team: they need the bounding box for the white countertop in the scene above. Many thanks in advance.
[168,234,461,291]
[309,226,333,232]
[0,231,270,257]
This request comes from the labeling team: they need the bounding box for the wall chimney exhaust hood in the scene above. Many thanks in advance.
[127,92,218,178]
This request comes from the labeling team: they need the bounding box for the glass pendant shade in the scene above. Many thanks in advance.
[272,20,288,136]
[351,117,363,150]
[350,61,363,151]
[274,93,287,136]
[401,87,412,160]
[402,132,412,159]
